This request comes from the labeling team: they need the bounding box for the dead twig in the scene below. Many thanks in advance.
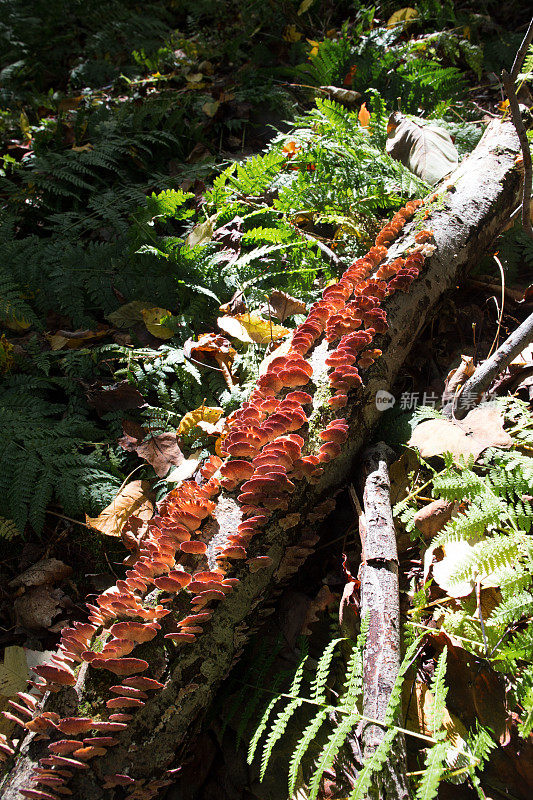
[501,15,533,240]
[358,443,409,800]
[453,311,533,419]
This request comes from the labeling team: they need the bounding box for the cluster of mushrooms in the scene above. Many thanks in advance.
[0,199,434,799]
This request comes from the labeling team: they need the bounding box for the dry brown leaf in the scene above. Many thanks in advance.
[413,499,454,540]
[442,355,475,406]
[119,424,184,478]
[262,290,306,322]
[9,558,72,589]
[404,678,468,751]
[409,405,512,462]
[86,480,154,537]
[14,585,64,630]
[46,327,110,350]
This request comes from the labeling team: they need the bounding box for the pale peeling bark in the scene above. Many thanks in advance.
[0,119,522,799]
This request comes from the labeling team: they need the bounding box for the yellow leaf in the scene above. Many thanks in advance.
[86,480,154,538]
[297,0,315,14]
[306,39,320,58]
[202,100,220,117]
[19,111,31,141]
[0,645,30,736]
[186,72,204,83]
[178,406,224,437]
[186,216,216,248]
[218,313,289,345]
[387,7,419,28]
[498,98,510,114]
[0,646,28,697]
[283,24,302,42]
[141,307,175,339]
[71,143,94,152]
[358,102,371,128]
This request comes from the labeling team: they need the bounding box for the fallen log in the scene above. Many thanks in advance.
[0,118,522,800]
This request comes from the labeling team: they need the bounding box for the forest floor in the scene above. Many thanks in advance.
[0,1,532,798]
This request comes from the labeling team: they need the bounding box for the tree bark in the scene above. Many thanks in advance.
[0,119,522,799]
[359,443,410,800]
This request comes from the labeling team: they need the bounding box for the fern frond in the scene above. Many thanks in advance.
[415,742,448,800]
[287,707,330,795]
[312,637,345,702]
[349,728,397,800]
[307,710,360,800]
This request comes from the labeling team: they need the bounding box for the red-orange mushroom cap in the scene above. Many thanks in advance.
[32,665,76,687]
[248,556,273,573]
[109,685,148,699]
[317,441,342,462]
[328,392,348,410]
[164,632,195,643]
[217,546,246,560]
[358,348,382,369]
[106,697,145,709]
[55,718,95,735]
[179,541,207,555]
[90,658,149,676]
[109,622,160,643]
[220,459,254,490]
[122,676,164,691]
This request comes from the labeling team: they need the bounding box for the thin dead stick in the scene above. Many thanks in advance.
[453,311,533,419]
[510,16,533,82]
[502,16,533,239]
[358,443,410,800]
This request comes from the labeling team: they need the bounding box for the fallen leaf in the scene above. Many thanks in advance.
[14,585,64,630]
[283,24,302,42]
[177,406,224,437]
[2,313,31,332]
[262,290,306,322]
[387,7,419,28]
[106,300,147,329]
[408,405,513,462]
[186,216,216,248]
[0,646,30,736]
[386,111,458,186]
[430,538,478,597]
[0,646,28,697]
[218,313,289,345]
[413,499,455,540]
[442,355,475,406]
[184,333,236,388]
[119,428,184,478]
[358,102,371,127]
[9,558,72,589]
[297,0,315,14]
[71,143,94,152]
[321,86,361,106]
[403,678,468,753]
[141,307,175,339]
[202,100,220,117]
[45,327,110,350]
[86,480,154,538]
[166,451,203,484]
[258,337,292,376]
[86,381,146,415]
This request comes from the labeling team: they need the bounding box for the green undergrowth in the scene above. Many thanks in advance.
[235,399,531,799]
[0,1,529,541]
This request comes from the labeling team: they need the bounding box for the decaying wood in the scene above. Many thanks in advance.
[452,310,533,419]
[358,444,409,800]
[0,119,522,799]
